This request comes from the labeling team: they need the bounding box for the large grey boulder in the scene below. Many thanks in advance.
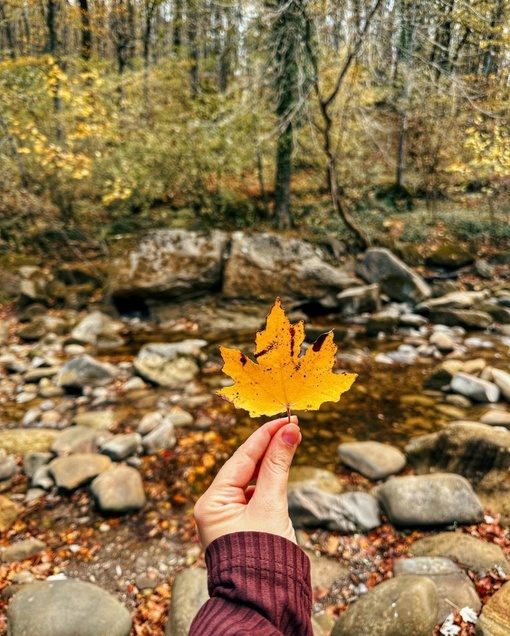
[166,568,209,636]
[110,229,228,303]
[6,579,132,636]
[337,441,406,480]
[223,232,358,302]
[405,421,510,523]
[409,532,510,575]
[355,248,431,303]
[393,557,480,623]
[49,454,112,490]
[90,465,146,514]
[133,341,206,388]
[331,576,438,636]
[51,426,100,455]
[288,487,381,532]
[56,355,119,389]
[476,580,510,636]
[376,473,484,527]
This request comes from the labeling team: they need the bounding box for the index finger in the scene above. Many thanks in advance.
[210,415,299,491]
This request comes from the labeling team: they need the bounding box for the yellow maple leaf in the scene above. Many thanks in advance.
[217,298,357,417]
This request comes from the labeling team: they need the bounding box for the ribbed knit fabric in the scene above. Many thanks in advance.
[188,532,313,635]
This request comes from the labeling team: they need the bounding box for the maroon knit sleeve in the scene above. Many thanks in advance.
[188,532,313,636]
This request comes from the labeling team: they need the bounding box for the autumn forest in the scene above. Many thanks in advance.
[0,0,509,250]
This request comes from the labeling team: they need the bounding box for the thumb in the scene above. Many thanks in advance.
[252,423,301,504]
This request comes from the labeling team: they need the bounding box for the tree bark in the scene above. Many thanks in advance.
[0,2,16,59]
[78,0,92,61]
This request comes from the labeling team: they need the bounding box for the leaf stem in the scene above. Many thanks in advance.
[287,406,291,423]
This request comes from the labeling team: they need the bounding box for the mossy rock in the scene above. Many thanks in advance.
[425,243,475,269]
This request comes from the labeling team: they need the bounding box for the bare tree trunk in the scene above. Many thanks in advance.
[0,2,16,59]
[172,0,183,54]
[78,0,92,61]
[188,2,199,99]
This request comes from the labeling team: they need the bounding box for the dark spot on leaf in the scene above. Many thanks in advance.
[290,326,296,355]
[255,343,275,359]
[240,353,247,366]
[312,332,329,352]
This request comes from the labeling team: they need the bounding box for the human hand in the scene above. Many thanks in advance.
[194,416,302,549]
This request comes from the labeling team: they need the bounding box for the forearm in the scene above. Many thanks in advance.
[189,532,313,636]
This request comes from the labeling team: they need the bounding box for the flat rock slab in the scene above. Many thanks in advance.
[51,426,100,455]
[394,556,480,622]
[166,568,208,636]
[91,465,146,514]
[409,532,510,575]
[0,429,58,455]
[337,441,406,480]
[288,466,344,494]
[331,575,438,636]
[289,487,381,532]
[49,454,112,490]
[476,580,510,636]
[56,354,119,390]
[376,473,484,527]
[1,537,47,562]
[6,579,132,636]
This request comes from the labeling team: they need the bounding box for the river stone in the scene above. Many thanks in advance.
[168,407,194,427]
[49,454,112,490]
[288,466,344,493]
[376,473,484,527]
[142,419,176,454]
[0,452,17,481]
[334,284,380,317]
[424,360,464,390]
[110,229,228,304]
[31,464,54,489]
[0,429,58,455]
[492,368,510,401]
[23,451,53,478]
[51,426,99,455]
[476,580,510,636]
[480,303,510,324]
[429,309,493,330]
[1,537,47,563]
[137,411,163,435]
[73,410,117,430]
[134,341,206,388]
[56,354,119,390]
[451,372,500,403]
[288,487,381,532]
[409,532,510,575]
[422,290,488,311]
[331,575,438,636]
[405,421,510,522]
[429,331,456,353]
[394,556,481,622]
[0,496,20,531]
[337,441,406,480]
[90,465,146,514]
[480,410,510,427]
[356,248,431,303]
[365,310,400,336]
[166,567,208,636]
[16,318,47,341]
[6,579,132,636]
[100,433,142,460]
[70,310,124,348]
[24,366,60,383]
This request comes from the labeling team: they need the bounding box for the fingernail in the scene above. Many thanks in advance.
[282,425,300,447]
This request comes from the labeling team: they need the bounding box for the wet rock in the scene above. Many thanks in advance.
[70,311,125,348]
[356,248,431,303]
[288,488,381,532]
[451,372,500,403]
[331,575,438,636]
[73,410,116,430]
[480,410,510,427]
[49,454,112,490]
[337,441,406,480]
[1,538,47,563]
[91,465,146,514]
[444,394,472,408]
[429,309,493,330]
[394,556,480,622]
[110,229,228,306]
[409,532,510,575]
[376,473,484,527]
[0,496,20,531]
[142,419,176,454]
[334,284,380,317]
[405,421,510,523]
[134,341,206,388]
[51,426,99,455]
[100,433,142,461]
[492,368,510,401]
[6,579,132,636]
[56,355,119,390]
[288,466,344,493]
[0,451,17,481]
[166,568,208,636]
[223,232,358,302]
[0,429,58,455]
[476,580,510,636]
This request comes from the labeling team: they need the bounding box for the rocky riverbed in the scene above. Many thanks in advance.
[1,235,510,635]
